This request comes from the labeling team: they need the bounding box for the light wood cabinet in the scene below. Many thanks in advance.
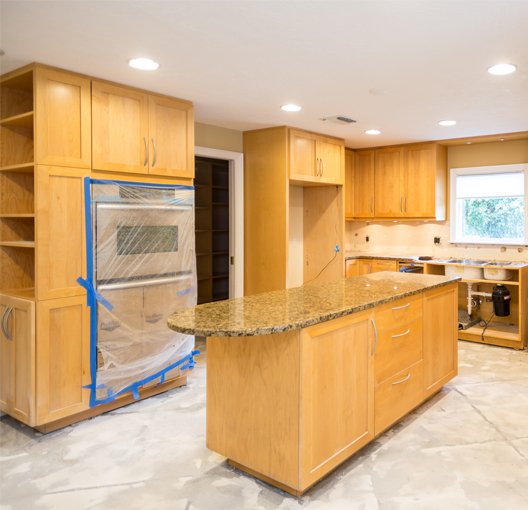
[353,149,375,218]
[289,129,344,185]
[423,284,458,398]
[374,147,404,218]
[36,166,88,300]
[148,95,194,179]
[345,259,359,277]
[359,259,398,274]
[344,149,354,218]
[0,294,35,426]
[244,127,345,295]
[36,295,91,424]
[345,143,447,221]
[35,68,91,169]
[92,81,149,174]
[299,312,374,489]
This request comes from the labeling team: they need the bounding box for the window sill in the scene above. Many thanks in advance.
[449,240,528,247]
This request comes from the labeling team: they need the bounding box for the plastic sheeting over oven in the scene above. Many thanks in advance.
[80,179,198,406]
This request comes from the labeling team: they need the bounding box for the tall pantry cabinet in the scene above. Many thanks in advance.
[0,63,194,431]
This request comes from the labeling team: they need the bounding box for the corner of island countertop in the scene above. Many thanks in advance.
[168,272,461,338]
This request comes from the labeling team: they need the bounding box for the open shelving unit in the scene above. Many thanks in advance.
[0,68,36,301]
[424,261,527,349]
[194,156,230,305]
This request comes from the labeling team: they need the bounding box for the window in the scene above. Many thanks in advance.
[450,164,528,245]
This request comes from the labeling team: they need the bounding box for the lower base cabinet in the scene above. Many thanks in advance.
[0,294,36,425]
[36,295,91,425]
[206,283,458,495]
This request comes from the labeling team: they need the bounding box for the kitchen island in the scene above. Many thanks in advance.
[168,272,460,496]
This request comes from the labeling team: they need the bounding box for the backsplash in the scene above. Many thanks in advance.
[345,221,528,262]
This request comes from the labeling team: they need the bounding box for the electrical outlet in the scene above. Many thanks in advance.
[292,237,297,247]
[366,236,370,242]
[434,237,442,245]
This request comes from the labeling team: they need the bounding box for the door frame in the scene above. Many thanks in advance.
[194,146,244,298]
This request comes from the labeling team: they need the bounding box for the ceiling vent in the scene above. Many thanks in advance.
[320,115,357,125]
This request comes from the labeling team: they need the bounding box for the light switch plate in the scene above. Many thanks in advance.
[292,238,297,247]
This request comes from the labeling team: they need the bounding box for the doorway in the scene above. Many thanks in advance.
[194,147,244,301]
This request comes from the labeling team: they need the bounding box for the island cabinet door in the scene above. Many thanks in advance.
[299,310,375,491]
[423,283,458,399]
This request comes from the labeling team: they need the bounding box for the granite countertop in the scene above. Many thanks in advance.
[167,272,460,337]
[345,252,528,268]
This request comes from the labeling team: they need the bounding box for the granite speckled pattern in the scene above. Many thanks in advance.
[167,272,460,337]
[345,251,528,267]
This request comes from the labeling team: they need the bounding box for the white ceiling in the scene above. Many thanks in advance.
[1,0,527,148]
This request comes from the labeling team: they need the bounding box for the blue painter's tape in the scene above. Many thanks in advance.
[132,385,140,400]
[177,287,193,297]
[334,245,340,253]
[90,178,194,190]
[77,277,114,311]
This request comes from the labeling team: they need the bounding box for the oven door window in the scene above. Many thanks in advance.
[116,225,178,255]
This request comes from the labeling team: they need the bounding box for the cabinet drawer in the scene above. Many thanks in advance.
[373,293,422,334]
[372,260,397,272]
[375,360,424,435]
[375,318,422,385]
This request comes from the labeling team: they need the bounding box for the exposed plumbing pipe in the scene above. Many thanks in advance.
[466,282,492,315]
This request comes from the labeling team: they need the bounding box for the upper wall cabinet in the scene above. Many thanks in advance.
[92,81,194,178]
[92,81,149,174]
[148,95,194,179]
[347,143,447,221]
[352,149,375,218]
[35,68,91,169]
[289,129,344,185]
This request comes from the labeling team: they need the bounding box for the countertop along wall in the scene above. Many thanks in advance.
[346,139,528,262]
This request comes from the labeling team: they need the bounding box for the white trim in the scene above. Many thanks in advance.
[194,146,244,298]
[449,163,528,246]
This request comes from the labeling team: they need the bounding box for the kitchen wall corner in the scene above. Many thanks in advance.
[195,122,243,153]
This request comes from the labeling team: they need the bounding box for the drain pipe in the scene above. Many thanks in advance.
[466,283,492,315]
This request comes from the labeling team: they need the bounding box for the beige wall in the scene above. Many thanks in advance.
[195,122,243,153]
[346,139,528,262]
[288,186,304,287]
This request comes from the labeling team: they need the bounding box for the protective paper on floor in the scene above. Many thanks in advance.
[90,181,196,403]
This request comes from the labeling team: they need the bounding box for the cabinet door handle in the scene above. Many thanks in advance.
[321,159,324,177]
[4,307,13,341]
[400,196,403,212]
[370,197,373,213]
[392,329,410,338]
[1,307,8,338]
[316,158,320,176]
[371,318,378,355]
[369,264,372,273]
[392,373,411,385]
[152,138,157,167]
[405,196,407,212]
[143,137,148,166]
[392,303,410,310]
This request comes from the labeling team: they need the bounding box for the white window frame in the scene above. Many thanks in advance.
[449,163,528,246]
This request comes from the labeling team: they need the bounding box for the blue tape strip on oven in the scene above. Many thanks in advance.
[79,177,198,407]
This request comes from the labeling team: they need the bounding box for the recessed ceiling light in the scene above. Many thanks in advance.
[487,64,517,75]
[439,120,456,126]
[466,141,472,144]
[281,104,301,112]
[127,58,160,70]
[365,129,381,135]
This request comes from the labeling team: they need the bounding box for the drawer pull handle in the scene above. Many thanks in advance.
[143,136,148,166]
[4,307,13,341]
[371,318,377,356]
[392,374,410,386]
[392,329,410,338]
[392,303,410,310]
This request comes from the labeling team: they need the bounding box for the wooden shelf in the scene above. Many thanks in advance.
[212,202,229,206]
[0,288,36,301]
[0,241,35,248]
[0,163,34,173]
[460,278,519,286]
[196,252,212,256]
[1,70,33,92]
[463,322,519,341]
[213,251,229,256]
[0,111,34,130]
[212,186,229,190]
[0,214,35,218]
